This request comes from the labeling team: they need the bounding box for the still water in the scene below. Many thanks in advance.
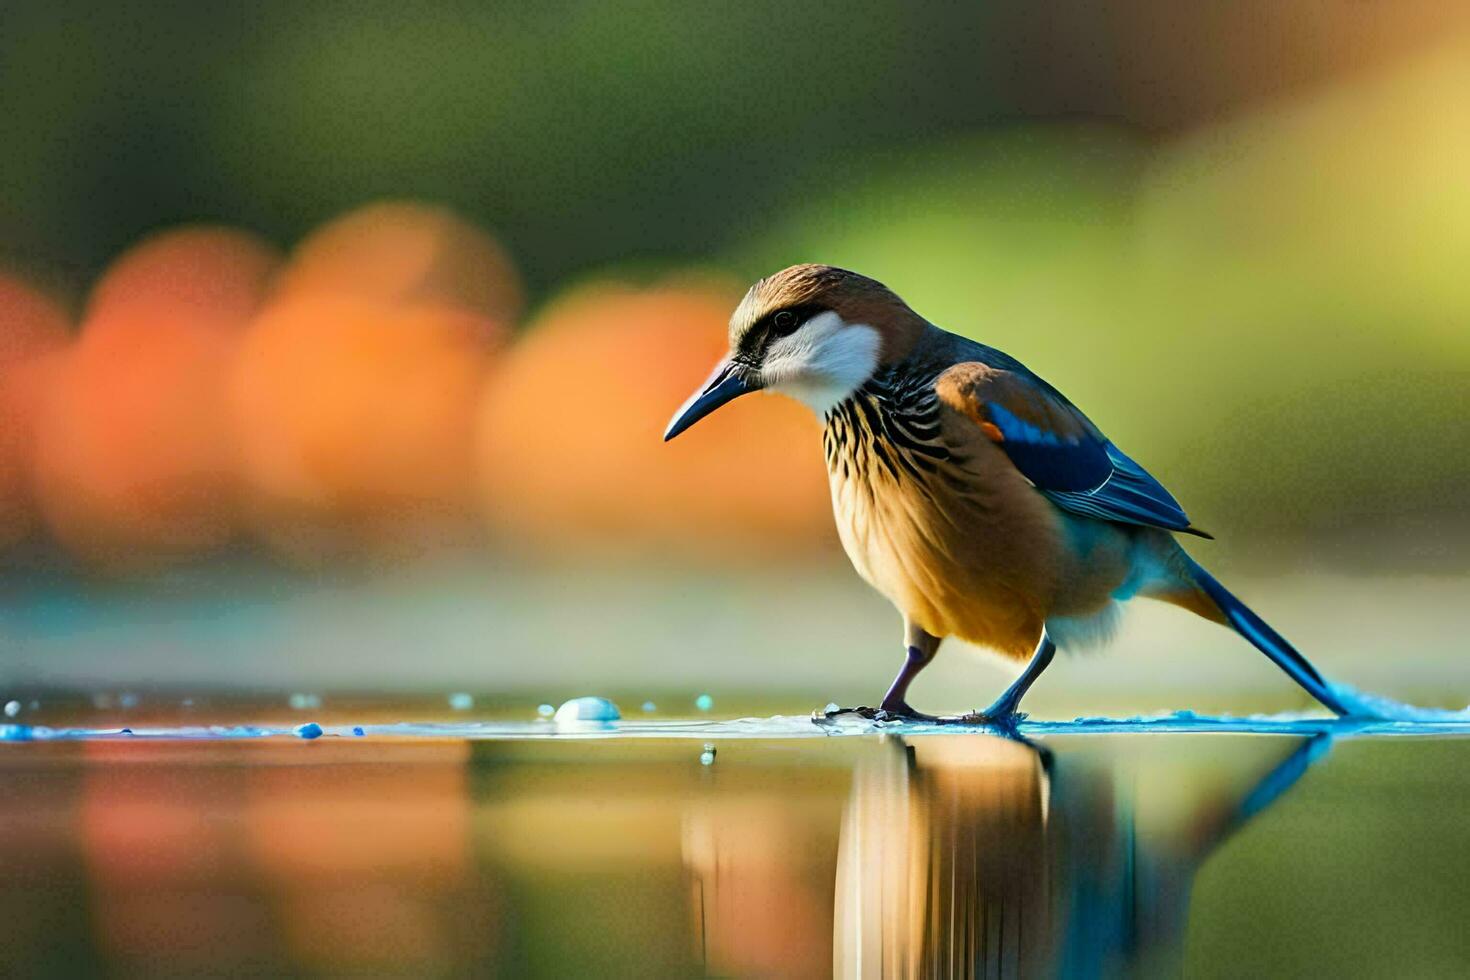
[3,708,1469,978]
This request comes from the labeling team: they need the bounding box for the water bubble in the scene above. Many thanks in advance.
[3,701,19,718]
[695,694,713,712]
[554,696,621,724]
[536,703,555,718]
[288,693,321,710]
[294,722,324,740]
[641,701,657,713]
[700,743,717,766]
[448,692,474,711]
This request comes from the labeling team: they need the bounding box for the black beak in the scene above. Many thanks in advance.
[664,359,762,441]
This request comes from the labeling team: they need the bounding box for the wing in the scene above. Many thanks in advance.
[935,362,1209,537]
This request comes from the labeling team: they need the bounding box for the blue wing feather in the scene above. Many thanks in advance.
[984,401,1111,492]
[1040,443,1193,532]
[984,382,1195,533]
[936,354,1202,535]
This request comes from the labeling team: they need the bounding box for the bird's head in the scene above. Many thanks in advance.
[664,264,922,441]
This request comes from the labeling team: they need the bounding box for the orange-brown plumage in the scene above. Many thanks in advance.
[827,354,1155,661]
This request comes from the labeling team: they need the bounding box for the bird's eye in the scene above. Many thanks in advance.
[772,310,799,333]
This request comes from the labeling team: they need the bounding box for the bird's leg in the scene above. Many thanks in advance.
[876,623,942,720]
[962,631,1057,725]
[820,622,942,722]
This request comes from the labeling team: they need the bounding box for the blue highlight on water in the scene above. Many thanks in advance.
[554,696,621,723]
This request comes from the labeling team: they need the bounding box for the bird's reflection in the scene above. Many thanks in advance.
[834,731,1331,979]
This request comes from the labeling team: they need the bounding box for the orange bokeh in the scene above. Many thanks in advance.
[230,296,505,560]
[87,225,281,325]
[0,273,71,365]
[477,279,834,556]
[0,274,71,548]
[32,226,281,569]
[272,201,523,324]
[34,313,245,567]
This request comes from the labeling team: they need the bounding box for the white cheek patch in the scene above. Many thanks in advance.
[762,311,881,416]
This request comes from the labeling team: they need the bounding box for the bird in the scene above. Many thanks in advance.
[664,264,1348,722]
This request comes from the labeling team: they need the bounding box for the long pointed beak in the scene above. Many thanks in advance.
[664,359,762,441]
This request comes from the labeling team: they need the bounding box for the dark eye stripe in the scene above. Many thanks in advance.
[766,302,825,338]
[734,303,828,362]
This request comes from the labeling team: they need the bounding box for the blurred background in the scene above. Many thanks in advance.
[2,0,1469,714]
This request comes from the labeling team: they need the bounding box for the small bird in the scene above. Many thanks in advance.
[665,264,1348,721]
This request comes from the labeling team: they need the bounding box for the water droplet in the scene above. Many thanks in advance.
[641,701,657,713]
[695,694,713,712]
[120,728,133,736]
[700,743,717,766]
[3,701,19,718]
[289,693,321,710]
[448,692,474,711]
[554,696,621,723]
[295,722,324,740]
[536,703,555,718]
[118,693,139,709]
[352,726,365,737]
[823,702,841,715]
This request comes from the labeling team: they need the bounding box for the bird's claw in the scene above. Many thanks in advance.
[813,702,937,725]
[812,703,1027,730]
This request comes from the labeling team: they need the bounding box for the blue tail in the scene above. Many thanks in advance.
[1188,560,1349,716]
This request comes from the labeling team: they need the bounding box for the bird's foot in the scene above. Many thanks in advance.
[876,698,938,722]
[812,700,938,725]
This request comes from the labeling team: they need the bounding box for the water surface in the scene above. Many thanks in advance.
[2,702,1468,977]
